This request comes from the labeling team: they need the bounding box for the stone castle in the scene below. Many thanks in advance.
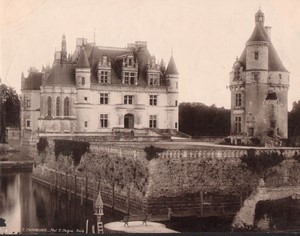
[20,37,180,144]
[229,9,289,146]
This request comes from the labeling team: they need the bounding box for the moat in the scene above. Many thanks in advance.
[2,169,300,233]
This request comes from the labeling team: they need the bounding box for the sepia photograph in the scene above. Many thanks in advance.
[1,0,300,233]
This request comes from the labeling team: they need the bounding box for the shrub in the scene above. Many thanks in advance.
[144,145,166,161]
[36,137,48,154]
[54,139,90,166]
[240,149,285,175]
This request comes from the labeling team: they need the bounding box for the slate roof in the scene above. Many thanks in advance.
[166,55,179,75]
[23,72,44,90]
[237,11,288,72]
[44,42,176,87]
[45,63,76,86]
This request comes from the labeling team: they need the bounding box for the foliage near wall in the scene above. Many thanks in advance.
[240,149,285,175]
[37,137,48,154]
[54,139,90,165]
[143,145,166,161]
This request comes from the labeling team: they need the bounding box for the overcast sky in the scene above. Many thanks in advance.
[1,0,300,109]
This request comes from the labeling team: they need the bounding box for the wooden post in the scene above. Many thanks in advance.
[66,172,68,194]
[240,191,243,208]
[126,187,130,214]
[85,220,88,234]
[74,175,77,226]
[55,171,58,193]
[200,191,203,216]
[85,175,88,216]
[112,182,115,211]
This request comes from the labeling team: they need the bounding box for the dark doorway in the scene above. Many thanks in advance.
[124,114,134,129]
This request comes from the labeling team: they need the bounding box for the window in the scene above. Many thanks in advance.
[56,97,60,116]
[84,97,88,102]
[235,93,242,107]
[100,93,109,104]
[234,68,240,80]
[84,121,88,128]
[100,114,108,128]
[64,97,70,116]
[26,100,31,108]
[175,100,178,106]
[176,82,178,89]
[124,72,135,85]
[82,77,85,85]
[148,73,159,85]
[124,95,134,105]
[254,74,258,81]
[128,58,132,66]
[26,120,31,128]
[255,52,259,60]
[175,122,178,129]
[235,116,242,134]
[149,95,157,106]
[149,115,157,128]
[279,74,282,79]
[100,71,108,83]
[47,97,52,116]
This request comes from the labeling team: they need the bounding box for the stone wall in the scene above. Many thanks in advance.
[33,139,300,219]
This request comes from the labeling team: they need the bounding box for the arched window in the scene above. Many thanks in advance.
[64,97,70,116]
[56,97,60,116]
[47,97,52,116]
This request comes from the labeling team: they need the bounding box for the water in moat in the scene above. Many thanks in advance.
[1,170,300,233]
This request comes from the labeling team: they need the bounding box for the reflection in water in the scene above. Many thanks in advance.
[0,171,124,234]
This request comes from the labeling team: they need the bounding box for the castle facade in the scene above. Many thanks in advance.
[20,37,179,143]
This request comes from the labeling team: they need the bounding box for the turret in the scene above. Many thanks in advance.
[75,47,91,89]
[166,54,179,130]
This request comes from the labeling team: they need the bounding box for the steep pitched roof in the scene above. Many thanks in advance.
[76,47,90,68]
[45,63,76,86]
[237,11,288,72]
[23,72,44,90]
[166,55,179,75]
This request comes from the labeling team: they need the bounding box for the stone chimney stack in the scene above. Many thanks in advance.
[265,26,272,39]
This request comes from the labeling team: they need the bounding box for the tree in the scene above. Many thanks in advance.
[179,102,230,137]
[288,100,300,138]
[0,81,20,143]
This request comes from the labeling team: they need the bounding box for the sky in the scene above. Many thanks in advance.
[0,0,300,110]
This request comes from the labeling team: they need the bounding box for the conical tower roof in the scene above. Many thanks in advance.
[76,47,90,68]
[237,9,288,72]
[95,191,103,207]
[166,55,179,75]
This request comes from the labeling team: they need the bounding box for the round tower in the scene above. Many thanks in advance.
[165,54,179,130]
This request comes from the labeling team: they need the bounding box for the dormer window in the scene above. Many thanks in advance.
[255,52,259,60]
[97,56,111,84]
[148,73,160,86]
[123,72,136,85]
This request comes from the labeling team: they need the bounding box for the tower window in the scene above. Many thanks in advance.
[235,93,242,107]
[82,77,85,85]
[255,52,259,60]
[26,120,31,128]
[175,122,178,129]
[279,74,282,79]
[100,93,109,104]
[235,116,242,134]
[149,95,157,106]
[175,100,178,106]
[149,115,157,128]
[124,95,134,105]
[84,121,88,128]
[84,97,88,101]
[100,114,108,128]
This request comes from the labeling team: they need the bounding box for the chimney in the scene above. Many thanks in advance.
[265,26,272,39]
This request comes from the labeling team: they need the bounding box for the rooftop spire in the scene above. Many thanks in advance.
[166,54,179,75]
[255,7,265,26]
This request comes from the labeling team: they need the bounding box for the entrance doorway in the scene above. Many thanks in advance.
[124,114,134,129]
